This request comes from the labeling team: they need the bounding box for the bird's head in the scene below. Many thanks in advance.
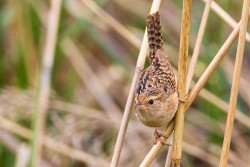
[134,87,178,127]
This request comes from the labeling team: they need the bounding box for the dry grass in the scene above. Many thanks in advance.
[0,0,249,167]
[219,0,250,166]
[186,0,212,92]
[171,0,192,166]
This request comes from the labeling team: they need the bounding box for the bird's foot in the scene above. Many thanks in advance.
[153,129,171,146]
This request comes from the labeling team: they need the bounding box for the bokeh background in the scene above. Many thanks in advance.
[0,0,249,167]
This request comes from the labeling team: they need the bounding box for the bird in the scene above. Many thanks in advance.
[134,12,178,144]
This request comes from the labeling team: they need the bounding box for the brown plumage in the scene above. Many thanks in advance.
[147,12,163,62]
[134,12,178,131]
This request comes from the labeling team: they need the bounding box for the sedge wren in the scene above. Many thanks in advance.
[134,12,178,144]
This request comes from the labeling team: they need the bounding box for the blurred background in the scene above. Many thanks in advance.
[0,0,249,167]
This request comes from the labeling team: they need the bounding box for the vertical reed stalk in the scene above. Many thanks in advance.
[186,0,211,92]
[110,1,162,166]
[30,0,62,166]
[171,0,192,167]
[165,136,173,167]
[219,0,250,166]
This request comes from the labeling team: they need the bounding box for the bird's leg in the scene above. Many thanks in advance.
[153,129,170,146]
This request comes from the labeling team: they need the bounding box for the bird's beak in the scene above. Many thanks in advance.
[134,101,141,109]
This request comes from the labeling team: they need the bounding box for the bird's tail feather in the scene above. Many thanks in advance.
[146,12,163,62]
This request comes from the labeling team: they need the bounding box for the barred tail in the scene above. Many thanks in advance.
[146,12,163,62]
[154,12,163,51]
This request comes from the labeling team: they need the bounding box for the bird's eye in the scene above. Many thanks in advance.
[148,99,154,105]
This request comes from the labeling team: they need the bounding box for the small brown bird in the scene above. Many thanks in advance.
[134,12,178,144]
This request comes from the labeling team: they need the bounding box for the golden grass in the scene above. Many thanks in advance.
[186,0,212,92]
[0,0,249,166]
[219,0,250,166]
[171,0,192,166]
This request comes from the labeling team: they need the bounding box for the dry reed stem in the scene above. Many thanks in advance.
[165,0,212,164]
[0,116,109,167]
[110,69,140,167]
[186,0,212,92]
[185,11,250,111]
[31,0,62,166]
[80,0,141,48]
[110,1,162,166]
[201,0,250,42]
[172,0,192,167]
[219,0,250,166]
[140,8,250,167]
[165,136,173,167]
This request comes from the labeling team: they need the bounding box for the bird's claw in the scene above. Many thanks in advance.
[153,129,171,146]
